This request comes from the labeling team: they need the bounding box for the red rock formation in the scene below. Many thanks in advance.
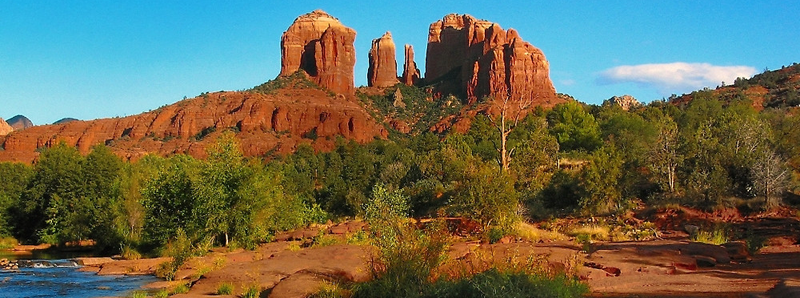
[280,10,356,96]
[425,14,560,107]
[0,86,387,164]
[0,118,13,136]
[367,32,399,88]
[401,44,420,86]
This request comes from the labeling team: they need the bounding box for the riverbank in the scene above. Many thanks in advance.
[75,209,800,298]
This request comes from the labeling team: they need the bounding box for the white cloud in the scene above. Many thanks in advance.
[597,62,757,95]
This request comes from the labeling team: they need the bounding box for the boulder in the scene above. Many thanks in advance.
[367,32,399,88]
[400,44,420,86]
[682,242,731,264]
[722,241,751,263]
[280,10,356,96]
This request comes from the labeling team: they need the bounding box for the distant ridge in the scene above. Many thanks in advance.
[53,118,79,125]
[7,115,33,130]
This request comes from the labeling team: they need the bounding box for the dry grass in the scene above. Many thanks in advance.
[567,224,610,241]
[513,222,568,242]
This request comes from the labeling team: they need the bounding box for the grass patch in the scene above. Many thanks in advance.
[216,282,234,295]
[130,291,148,298]
[512,222,568,242]
[312,231,343,248]
[287,241,302,252]
[154,289,169,298]
[690,225,730,245]
[171,283,190,294]
[0,237,19,250]
[242,286,260,298]
[310,281,352,298]
[567,224,610,241]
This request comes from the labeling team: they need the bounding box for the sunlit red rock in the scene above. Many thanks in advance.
[367,32,399,88]
[280,10,357,96]
[425,13,560,106]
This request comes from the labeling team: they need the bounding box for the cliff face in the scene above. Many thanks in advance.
[280,10,357,97]
[0,85,387,163]
[367,32,399,88]
[425,14,560,107]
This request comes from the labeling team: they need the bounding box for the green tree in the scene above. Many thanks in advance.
[17,142,86,244]
[194,133,251,246]
[142,155,202,249]
[0,162,33,237]
[449,162,520,230]
[547,101,602,152]
[579,144,624,215]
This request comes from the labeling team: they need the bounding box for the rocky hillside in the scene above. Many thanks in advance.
[0,10,562,163]
[671,63,800,109]
[0,75,387,163]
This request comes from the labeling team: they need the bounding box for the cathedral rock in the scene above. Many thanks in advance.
[425,14,560,106]
[280,10,357,97]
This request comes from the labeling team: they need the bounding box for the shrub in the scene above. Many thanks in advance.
[0,237,18,250]
[171,284,190,294]
[242,286,260,298]
[216,283,234,295]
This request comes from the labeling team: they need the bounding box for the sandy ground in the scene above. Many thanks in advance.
[64,212,800,298]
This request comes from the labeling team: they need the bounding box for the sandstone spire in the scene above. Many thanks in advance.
[280,10,357,96]
[401,44,420,86]
[367,31,399,88]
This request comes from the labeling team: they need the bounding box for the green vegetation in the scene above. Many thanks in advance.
[357,84,463,134]
[250,70,324,95]
[216,282,234,295]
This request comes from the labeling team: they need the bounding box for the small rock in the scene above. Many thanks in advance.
[603,266,621,276]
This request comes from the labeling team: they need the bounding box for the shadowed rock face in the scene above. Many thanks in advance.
[7,115,34,130]
[280,10,357,97]
[425,14,561,107]
[401,44,420,86]
[367,32,399,88]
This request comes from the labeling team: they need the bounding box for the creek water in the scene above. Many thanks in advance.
[0,252,157,298]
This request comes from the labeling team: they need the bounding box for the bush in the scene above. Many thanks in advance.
[217,283,234,295]
[242,286,260,298]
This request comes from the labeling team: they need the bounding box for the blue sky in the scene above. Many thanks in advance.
[1,1,798,125]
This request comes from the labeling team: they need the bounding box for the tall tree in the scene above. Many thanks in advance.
[751,149,791,208]
[547,101,602,153]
